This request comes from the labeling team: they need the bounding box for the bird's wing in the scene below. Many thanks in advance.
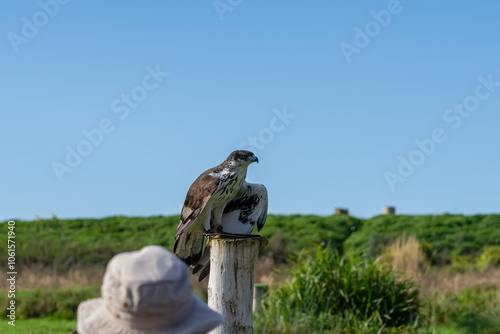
[221,182,268,234]
[175,172,219,238]
[193,182,268,282]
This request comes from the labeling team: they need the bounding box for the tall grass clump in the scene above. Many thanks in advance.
[254,245,423,333]
[390,234,424,278]
[379,234,426,281]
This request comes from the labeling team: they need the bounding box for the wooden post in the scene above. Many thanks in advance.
[207,235,268,334]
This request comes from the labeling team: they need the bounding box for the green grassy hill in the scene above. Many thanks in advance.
[2,213,499,271]
[344,214,500,264]
[1,214,360,272]
[2,213,500,333]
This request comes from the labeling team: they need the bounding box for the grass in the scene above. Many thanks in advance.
[0,318,76,334]
[2,214,498,272]
[423,284,500,333]
[0,286,100,320]
[0,214,362,274]
[426,325,464,334]
[1,319,465,334]
[0,216,178,274]
[254,246,423,333]
[389,234,424,279]
[344,214,500,265]
[2,214,500,333]
[418,267,500,295]
[254,235,500,333]
[0,266,104,291]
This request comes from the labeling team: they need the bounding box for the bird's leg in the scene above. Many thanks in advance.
[217,225,224,233]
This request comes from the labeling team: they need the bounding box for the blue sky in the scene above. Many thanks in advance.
[1,1,499,221]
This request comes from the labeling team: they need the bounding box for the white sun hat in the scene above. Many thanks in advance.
[76,245,223,334]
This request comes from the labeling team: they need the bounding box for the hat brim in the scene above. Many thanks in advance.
[77,295,223,334]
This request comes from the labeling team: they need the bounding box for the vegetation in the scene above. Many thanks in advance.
[344,214,500,264]
[1,213,500,333]
[0,286,99,320]
[258,214,362,262]
[2,214,498,271]
[0,214,361,272]
[424,284,500,333]
[0,216,177,273]
[477,246,500,271]
[254,246,423,333]
[0,318,76,334]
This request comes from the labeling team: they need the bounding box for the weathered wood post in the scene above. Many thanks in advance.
[207,234,268,334]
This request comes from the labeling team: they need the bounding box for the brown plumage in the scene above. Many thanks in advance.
[174,150,268,281]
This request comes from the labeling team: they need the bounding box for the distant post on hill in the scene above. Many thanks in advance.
[383,206,396,215]
[207,234,268,334]
[334,207,349,215]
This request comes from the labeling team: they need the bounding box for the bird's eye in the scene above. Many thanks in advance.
[241,154,248,159]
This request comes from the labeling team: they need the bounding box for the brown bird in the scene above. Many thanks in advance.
[174,150,268,281]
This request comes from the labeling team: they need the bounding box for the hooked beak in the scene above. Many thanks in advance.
[253,155,259,163]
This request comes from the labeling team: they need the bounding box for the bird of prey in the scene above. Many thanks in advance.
[174,150,268,281]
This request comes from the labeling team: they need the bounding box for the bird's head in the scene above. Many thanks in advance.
[226,150,259,167]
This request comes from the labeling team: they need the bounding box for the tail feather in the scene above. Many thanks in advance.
[192,244,210,274]
[173,232,204,267]
[198,262,210,282]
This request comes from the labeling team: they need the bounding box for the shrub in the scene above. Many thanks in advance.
[254,246,423,333]
[477,246,500,271]
[449,254,473,273]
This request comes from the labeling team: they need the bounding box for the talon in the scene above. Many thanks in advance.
[217,225,224,233]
